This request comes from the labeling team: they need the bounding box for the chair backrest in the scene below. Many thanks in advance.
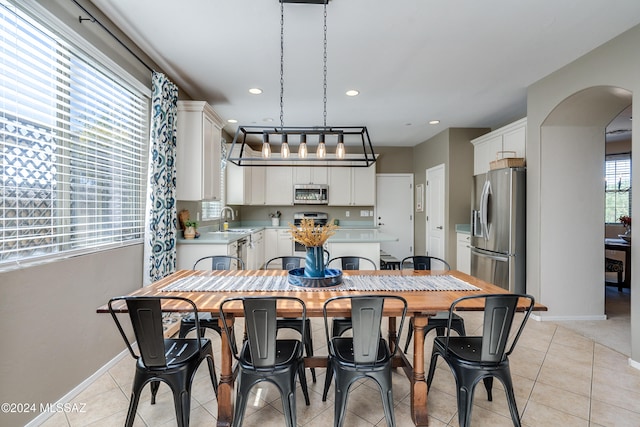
[328,256,377,270]
[265,256,303,270]
[401,255,450,271]
[108,296,203,367]
[446,293,535,362]
[193,255,245,270]
[220,296,306,368]
[323,295,407,365]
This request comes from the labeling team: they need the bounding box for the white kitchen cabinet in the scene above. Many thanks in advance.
[471,118,527,176]
[265,167,293,205]
[456,232,471,274]
[176,101,224,201]
[226,146,266,205]
[328,163,376,206]
[176,242,237,270]
[264,229,293,265]
[294,167,328,185]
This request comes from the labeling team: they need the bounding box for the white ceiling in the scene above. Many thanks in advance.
[90,0,640,147]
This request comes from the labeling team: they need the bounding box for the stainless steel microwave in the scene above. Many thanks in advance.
[293,184,328,204]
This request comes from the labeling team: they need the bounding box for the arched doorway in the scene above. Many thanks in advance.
[538,86,632,349]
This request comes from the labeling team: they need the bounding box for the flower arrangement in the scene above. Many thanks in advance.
[288,218,339,247]
[184,219,198,228]
[269,210,282,219]
[619,215,631,227]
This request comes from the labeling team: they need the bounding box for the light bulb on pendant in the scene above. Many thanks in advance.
[280,133,290,158]
[261,132,271,158]
[298,133,308,158]
[336,132,346,159]
[316,133,326,158]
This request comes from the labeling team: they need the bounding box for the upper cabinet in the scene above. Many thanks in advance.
[294,167,328,185]
[471,118,526,175]
[176,101,224,201]
[226,145,267,205]
[328,162,376,206]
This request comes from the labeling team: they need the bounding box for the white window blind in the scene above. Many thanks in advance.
[0,0,149,267]
[202,139,226,220]
[605,153,631,223]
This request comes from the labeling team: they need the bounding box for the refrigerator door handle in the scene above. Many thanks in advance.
[471,247,509,262]
[480,180,491,239]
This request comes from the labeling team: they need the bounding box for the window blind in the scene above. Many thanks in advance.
[0,0,149,266]
[604,153,632,223]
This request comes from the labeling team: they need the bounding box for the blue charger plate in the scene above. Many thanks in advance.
[288,268,343,288]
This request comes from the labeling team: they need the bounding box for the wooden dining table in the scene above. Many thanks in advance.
[99,269,547,427]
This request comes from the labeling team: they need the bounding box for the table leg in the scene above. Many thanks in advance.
[411,314,429,426]
[217,315,235,427]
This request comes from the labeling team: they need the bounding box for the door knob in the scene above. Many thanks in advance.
[436,226,443,229]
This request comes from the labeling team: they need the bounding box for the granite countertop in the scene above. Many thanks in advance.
[328,229,398,243]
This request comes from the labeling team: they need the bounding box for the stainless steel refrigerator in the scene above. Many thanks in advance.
[470,167,526,293]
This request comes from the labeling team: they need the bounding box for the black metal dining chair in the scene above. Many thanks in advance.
[426,293,535,427]
[264,256,316,382]
[401,255,466,353]
[322,295,407,427]
[219,296,310,427]
[108,296,217,427]
[178,255,244,340]
[325,256,378,338]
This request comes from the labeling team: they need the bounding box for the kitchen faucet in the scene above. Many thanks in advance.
[219,206,235,231]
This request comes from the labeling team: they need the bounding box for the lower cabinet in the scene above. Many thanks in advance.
[264,229,293,266]
[177,242,237,270]
[456,233,471,274]
[325,242,380,269]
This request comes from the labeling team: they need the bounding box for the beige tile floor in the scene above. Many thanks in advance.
[41,289,639,427]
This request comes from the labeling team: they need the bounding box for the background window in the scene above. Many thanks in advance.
[605,153,631,223]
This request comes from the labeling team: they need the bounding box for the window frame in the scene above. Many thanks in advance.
[0,0,151,270]
[604,152,632,225]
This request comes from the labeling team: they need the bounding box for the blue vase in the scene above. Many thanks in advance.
[304,246,325,277]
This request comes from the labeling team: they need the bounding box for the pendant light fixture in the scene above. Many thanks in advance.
[227,0,376,167]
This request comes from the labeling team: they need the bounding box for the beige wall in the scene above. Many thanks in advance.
[411,128,487,263]
[527,24,640,361]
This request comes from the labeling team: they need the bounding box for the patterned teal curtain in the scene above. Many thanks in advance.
[143,72,178,285]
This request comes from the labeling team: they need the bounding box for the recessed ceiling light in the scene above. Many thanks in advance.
[263,118,274,123]
[249,88,263,95]
[429,120,440,125]
[227,119,238,124]
[345,90,359,97]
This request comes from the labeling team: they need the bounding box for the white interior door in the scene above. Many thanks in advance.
[375,174,414,260]
[426,164,445,259]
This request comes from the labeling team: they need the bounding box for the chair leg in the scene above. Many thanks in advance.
[304,320,317,382]
[322,358,333,401]
[404,319,414,353]
[333,375,351,427]
[207,355,218,397]
[426,352,439,389]
[298,362,311,406]
[125,386,143,427]
[483,376,493,401]
[456,385,474,427]
[281,386,297,427]
[150,380,160,404]
[232,375,248,427]
[174,389,190,427]
[501,374,522,427]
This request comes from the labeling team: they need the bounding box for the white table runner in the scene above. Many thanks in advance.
[160,274,480,293]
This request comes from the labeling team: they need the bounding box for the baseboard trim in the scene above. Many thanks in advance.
[629,357,640,371]
[531,313,608,322]
[24,349,128,427]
